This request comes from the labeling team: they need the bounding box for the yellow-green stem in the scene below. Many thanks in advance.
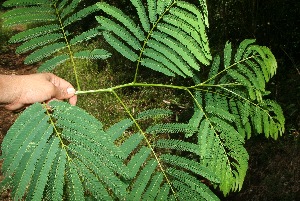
[43,103,72,161]
[75,81,239,95]
[53,3,81,90]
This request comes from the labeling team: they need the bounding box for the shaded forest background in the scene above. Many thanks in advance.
[208,0,300,200]
[0,0,299,200]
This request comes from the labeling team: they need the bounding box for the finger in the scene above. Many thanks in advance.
[67,88,76,95]
[51,84,77,105]
[5,102,24,111]
[69,95,77,106]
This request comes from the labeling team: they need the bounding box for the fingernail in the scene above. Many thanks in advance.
[67,88,76,94]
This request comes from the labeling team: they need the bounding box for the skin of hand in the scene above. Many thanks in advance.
[0,73,77,111]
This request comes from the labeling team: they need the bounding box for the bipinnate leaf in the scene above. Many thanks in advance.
[96,0,211,77]
[0,1,285,200]
[187,39,285,195]
[25,138,60,201]
[2,100,224,200]
[2,0,109,72]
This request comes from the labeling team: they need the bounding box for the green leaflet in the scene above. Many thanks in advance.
[157,23,205,69]
[142,48,185,77]
[1,6,51,18]
[38,54,70,72]
[106,118,133,141]
[66,162,85,200]
[188,107,205,134]
[206,105,235,122]
[156,183,170,200]
[198,0,209,27]
[172,180,204,200]
[145,39,189,77]
[156,0,173,15]
[70,27,102,45]
[176,1,209,29]
[57,0,68,12]
[147,123,197,136]
[207,55,221,84]
[127,159,158,200]
[156,139,200,155]
[103,31,139,62]
[96,2,145,41]
[142,172,164,200]
[44,149,67,201]
[234,39,256,62]
[174,1,211,60]
[127,146,152,178]
[25,138,60,201]
[24,42,66,64]
[59,0,81,19]
[224,41,232,68]
[130,0,151,32]
[63,4,101,27]
[12,124,53,200]
[9,24,61,43]
[147,0,157,23]
[237,63,263,91]
[198,119,214,158]
[96,16,142,50]
[2,0,48,7]
[160,154,220,183]
[140,57,176,76]
[16,33,63,54]
[4,12,56,26]
[119,133,144,159]
[74,159,113,200]
[167,168,219,201]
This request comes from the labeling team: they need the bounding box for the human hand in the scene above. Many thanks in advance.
[0,73,77,111]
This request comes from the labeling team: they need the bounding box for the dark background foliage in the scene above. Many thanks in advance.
[207,0,300,131]
[205,0,300,200]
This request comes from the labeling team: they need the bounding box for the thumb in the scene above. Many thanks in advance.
[67,88,77,106]
[67,87,76,96]
[52,86,76,100]
[51,86,77,106]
